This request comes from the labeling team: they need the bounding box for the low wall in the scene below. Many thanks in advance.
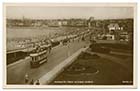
[37,47,88,85]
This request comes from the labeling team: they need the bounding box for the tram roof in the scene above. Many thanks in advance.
[30,50,47,57]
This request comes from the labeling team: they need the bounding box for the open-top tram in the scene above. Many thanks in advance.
[30,44,52,68]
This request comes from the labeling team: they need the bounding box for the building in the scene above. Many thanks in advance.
[119,32,129,41]
[107,23,122,34]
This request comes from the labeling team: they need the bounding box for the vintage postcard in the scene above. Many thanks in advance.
[3,3,137,88]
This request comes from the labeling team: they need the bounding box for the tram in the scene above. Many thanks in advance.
[30,44,52,68]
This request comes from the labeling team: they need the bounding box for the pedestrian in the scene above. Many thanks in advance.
[24,73,29,84]
[30,79,34,85]
[36,80,40,85]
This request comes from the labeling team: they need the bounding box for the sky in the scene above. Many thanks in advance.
[6,6,134,19]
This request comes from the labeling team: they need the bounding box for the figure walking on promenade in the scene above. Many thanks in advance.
[36,80,40,85]
[30,79,34,85]
[24,73,29,84]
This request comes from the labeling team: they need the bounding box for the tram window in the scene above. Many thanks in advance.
[40,55,42,60]
[42,54,45,58]
[32,57,34,61]
[32,57,35,61]
[40,55,42,59]
[37,56,39,60]
[40,54,42,60]
[42,54,44,59]
[38,56,40,60]
[36,57,38,61]
[34,57,36,61]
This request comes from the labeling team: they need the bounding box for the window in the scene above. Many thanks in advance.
[35,57,37,61]
[32,57,34,61]
[32,57,36,62]
[38,56,40,60]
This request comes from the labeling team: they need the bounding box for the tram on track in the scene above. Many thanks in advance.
[30,44,52,68]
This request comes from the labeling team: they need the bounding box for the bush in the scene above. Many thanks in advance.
[78,51,100,59]
[51,41,60,47]
[90,44,111,53]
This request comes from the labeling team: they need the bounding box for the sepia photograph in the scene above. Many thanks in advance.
[3,3,137,88]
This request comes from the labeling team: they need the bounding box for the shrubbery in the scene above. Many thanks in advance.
[89,44,111,53]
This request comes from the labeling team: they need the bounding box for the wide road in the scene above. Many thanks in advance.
[7,39,90,84]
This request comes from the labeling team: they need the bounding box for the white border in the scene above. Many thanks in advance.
[3,3,137,89]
